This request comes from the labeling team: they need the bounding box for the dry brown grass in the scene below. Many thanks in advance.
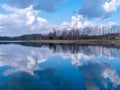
[29,39,120,45]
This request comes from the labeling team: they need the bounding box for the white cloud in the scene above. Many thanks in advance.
[59,15,95,30]
[0,4,118,36]
[0,4,55,36]
[103,0,120,13]
[78,0,120,19]
[58,14,119,36]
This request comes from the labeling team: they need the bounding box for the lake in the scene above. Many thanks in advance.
[0,42,120,90]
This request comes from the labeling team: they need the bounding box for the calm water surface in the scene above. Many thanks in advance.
[0,43,120,90]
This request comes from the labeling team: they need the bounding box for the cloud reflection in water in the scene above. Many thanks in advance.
[0,44,120,90]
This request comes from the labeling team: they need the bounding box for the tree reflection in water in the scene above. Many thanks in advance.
[0,42,120,90]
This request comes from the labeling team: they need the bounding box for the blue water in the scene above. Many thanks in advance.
[0,43,120,90]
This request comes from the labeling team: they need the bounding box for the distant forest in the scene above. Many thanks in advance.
[0,26,120,40]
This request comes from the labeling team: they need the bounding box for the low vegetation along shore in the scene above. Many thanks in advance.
[0,39,120,45]
[29,39,120,46]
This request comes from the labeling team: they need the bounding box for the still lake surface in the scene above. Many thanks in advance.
[0,42,120,90]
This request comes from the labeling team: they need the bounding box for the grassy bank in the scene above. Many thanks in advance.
[29,40,120,45]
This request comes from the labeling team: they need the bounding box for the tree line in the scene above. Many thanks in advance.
[0,25,120,40]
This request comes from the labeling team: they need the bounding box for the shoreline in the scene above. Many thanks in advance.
[0,40,120,46]
[29,40,120,45]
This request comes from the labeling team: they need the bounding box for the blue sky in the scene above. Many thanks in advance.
[0,0,120,36]
[40,0,83,24]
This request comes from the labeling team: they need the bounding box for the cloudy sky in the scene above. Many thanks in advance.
[0,0,120,36]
